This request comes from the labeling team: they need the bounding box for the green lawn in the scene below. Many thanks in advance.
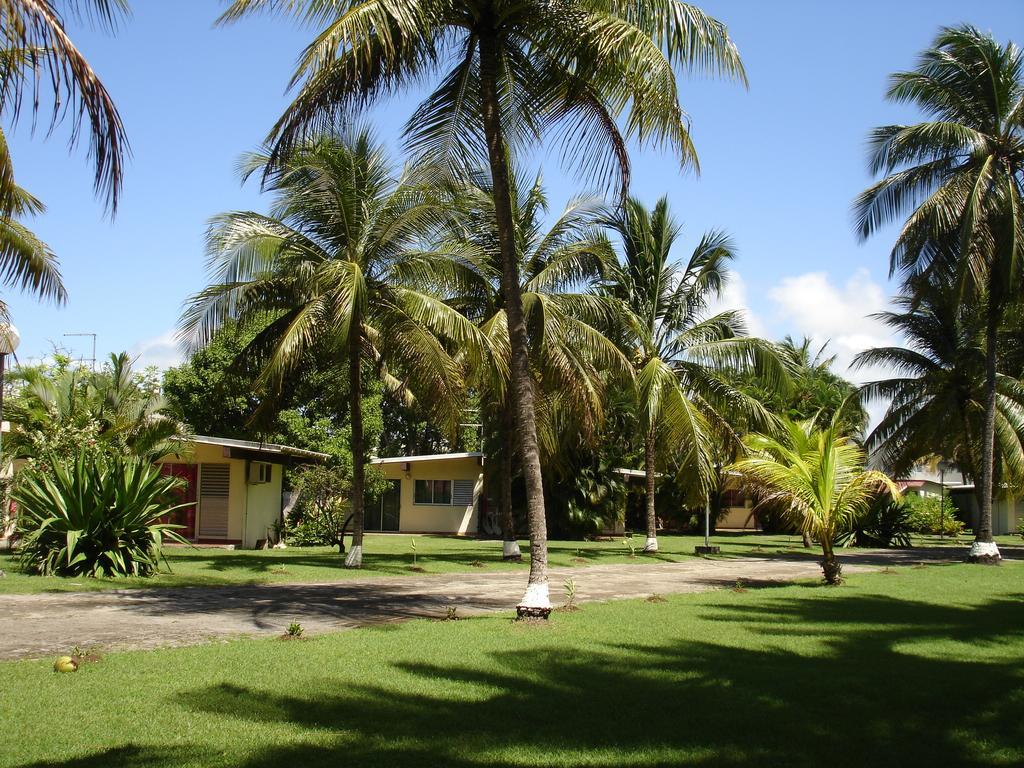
[1,562,1021,767]
[0,531,1020,594]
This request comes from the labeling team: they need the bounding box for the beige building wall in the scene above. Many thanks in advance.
[375,456,483,534]
[719,504,759,530]
[157,443,284,548]
[245,462,283,545]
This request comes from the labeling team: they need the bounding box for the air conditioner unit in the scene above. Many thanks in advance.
[248,461,272,484]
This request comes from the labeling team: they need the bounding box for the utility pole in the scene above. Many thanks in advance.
[63,332,97,371]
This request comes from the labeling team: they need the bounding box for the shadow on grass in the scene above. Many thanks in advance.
[16,746,187,768]
[155,592,1021,768]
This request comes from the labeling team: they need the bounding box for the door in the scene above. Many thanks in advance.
[198,464,230,539]
[366,480,401,532]
[159,463,197,539]
[381,479,401,532]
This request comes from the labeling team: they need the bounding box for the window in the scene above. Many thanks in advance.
[414,479,452,505]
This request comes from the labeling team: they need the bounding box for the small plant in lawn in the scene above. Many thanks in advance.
[408,538,426,572]
[733,579,747,593]
[286,622,304,638]
[646,593,667,603]
[444,605,458,621]
[623,534,636,558]
[470,560,485,568]
[562,578,579,611]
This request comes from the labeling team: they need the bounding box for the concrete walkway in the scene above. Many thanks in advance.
[0,548,990,660]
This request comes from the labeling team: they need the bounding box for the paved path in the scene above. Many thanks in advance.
[0,548,995,660]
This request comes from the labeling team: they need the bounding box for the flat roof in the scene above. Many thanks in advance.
[372,452,484,465]
[614,468,663,478]
[189,435,330,462]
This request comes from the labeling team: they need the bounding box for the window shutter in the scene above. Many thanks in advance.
[452,479,474,506]
[199,464,230,538]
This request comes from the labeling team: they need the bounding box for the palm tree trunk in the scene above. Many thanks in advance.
[802,531,812,548]
[820,538,842,585]
[345,326,365,568]
[969,311,1002,563]
[501,400,521,560]
[478,32,549,617]
[643,429,658,552]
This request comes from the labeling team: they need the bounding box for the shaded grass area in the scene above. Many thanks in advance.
[1,563,1022,767]
[0,531,1019,594]
[0,533,799,594]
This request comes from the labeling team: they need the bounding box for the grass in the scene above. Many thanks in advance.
[0,531,1020,594]
[0,532,802,594]
[0,562,1021,767]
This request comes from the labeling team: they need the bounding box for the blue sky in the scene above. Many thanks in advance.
[3,1,1021,382]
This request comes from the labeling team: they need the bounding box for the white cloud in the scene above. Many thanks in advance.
[128,330,184,370]
[765,269,896,385]
[709,271,767,339]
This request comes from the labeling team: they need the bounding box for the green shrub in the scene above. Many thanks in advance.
[1017,517,1024,540]
[286,517,339,547]
[903,494,964,536]
[838,495,912,548]
[13,452,191,577]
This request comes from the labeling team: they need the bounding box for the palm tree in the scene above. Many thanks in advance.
[855,282,1024,515]
[729,416,900,584]
[603,196,782,553]
[0,1,129,211]
[8,352,183,461]
[854,26,1023,563]
[0,174,66,313]
[219,0,745,615]
[439,171,624,559]
[180,130,486,568]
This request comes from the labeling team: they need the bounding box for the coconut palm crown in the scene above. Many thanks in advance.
[220,0,746,614]
[602,195,784,553]
[854,25,1023,561]
[0,0,129,211]
[439,171,626,556]
[729,415,900,584]
[856,282,1024,506]
[180,130,491,568]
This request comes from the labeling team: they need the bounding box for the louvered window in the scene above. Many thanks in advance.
[452,480,474,506]
[198,464,230,538]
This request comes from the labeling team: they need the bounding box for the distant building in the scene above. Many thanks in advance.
[156,435,328,547]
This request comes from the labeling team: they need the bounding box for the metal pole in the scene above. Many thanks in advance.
[704,498,710,548]
[0,352,5,463]
[939,466,945,541]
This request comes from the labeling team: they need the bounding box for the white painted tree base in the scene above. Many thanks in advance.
[643,536,659,553]
[517,582,551,619]
[968,540,1001,563]
[503,540,522,560]
[344,545,363,568]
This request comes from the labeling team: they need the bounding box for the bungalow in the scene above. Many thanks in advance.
[896,465,1023,536]
[370,452,484,535]
[157,435,329,548]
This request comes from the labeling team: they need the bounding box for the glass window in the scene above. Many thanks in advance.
[433,480,452,505]
[414,479,453,504]
[414,480,432,504]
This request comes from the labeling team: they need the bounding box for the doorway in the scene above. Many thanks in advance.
[366,480,401,532]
